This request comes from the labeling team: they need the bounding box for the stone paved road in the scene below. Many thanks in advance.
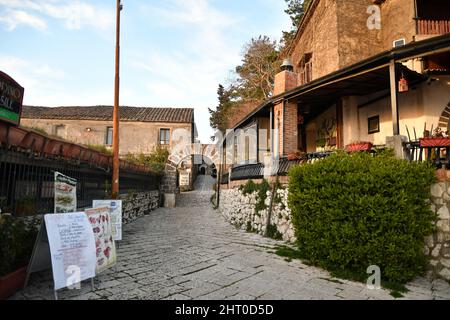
[12,176,450,300]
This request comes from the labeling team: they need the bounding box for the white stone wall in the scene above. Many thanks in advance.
[219,187,296,243]
[427,182,450,281]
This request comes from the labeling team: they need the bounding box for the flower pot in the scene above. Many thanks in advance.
[346,142,373,152]
[420,137,450,147]
[0,265,28,300]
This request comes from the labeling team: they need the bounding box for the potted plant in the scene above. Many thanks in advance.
[420,127,450,147]
[346,141,373,152]
[15,197,37,217]
[287,150,306,161]
[0,214,39,299]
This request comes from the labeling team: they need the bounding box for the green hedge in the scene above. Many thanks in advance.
[288,151,437,283]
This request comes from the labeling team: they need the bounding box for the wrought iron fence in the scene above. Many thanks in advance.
[221,152,333,183]
[0,148,161,216]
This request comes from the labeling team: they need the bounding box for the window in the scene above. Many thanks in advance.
[368,116,380,134]
[53,125,65,138]
[159,128,170,145]
[105,127,113,146]
[299,53,313,85]
[393,39,406,48]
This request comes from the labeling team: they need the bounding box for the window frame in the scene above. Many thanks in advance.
[159,128,171,145]
[105,126,113,146]
[368,115,380,134]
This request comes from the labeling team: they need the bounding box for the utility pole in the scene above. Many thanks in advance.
[112,0,122,198]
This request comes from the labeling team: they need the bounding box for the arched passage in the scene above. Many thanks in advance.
[161,143,221,207]
[438,101,450,131]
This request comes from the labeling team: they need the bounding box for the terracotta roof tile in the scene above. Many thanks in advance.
[22,106,194,123]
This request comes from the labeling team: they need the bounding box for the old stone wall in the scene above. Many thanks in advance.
[119,190,160,224]
[219,187,296,243]
[427,182,450,281]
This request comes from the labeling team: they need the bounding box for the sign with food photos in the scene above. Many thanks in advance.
[92,200,122,241]
[54,172,77,213]
[85,207,117,274]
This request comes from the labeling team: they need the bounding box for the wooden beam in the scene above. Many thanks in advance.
[389,60,400,136]
[336,100,344,149]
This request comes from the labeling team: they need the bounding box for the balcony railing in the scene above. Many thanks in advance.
[417,19,450,35]
[221,152,332,183]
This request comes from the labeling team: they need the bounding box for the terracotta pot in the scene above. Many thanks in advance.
[19,131,46,153]
[420,137,450,147]
[346,142,373,152]
[6,126,27,147]
[0,266,28,300]
[287,153,301,161]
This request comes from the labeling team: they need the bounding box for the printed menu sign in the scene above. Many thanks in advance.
[54,172,77,213]
[92,200,123,241]
[44,212,97,291]
[85,207,117,273]
[0,70,24,125]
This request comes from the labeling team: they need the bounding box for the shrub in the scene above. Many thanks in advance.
[288,152,437,283]
[0,215,40,276]
[240,179,270,214]
[125,145,169,174]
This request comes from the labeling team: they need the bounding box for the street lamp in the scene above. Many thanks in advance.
[112,0,122,198]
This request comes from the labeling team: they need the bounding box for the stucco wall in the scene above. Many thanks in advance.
[350,76,450,145]
[305,104,337,152]
[20,118,192,156]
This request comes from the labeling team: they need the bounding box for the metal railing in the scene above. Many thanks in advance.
[0,148,161,216]
[221,152,333,183]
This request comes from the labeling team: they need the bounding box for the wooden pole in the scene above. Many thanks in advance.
[112,0,122,198]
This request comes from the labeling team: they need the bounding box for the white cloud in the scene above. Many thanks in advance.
[0,9,47,31]
[135,0,244,142]
[0,0,114,31]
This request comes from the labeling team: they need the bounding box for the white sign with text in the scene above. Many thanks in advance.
[44,212,96,290]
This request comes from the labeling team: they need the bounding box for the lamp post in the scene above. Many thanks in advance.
[112,0,122,198]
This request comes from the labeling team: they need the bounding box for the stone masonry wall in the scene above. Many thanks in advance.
[119,190,160,225]
[427,182,450,281]
[219,187,296,243]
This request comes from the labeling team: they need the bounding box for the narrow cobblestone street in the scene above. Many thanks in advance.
[12,176,450,300]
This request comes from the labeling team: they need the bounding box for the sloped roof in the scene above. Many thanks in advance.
[22,105,194,123]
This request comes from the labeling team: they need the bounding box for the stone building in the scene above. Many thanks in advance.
[223,0,450,162]
[21,105,198,189]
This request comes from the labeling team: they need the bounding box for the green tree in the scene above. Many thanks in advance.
[234,35,280,100]
[208,84,235,133]
[281,0,312,51]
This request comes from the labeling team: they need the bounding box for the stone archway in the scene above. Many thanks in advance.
[438,102,450,131]
[161,143,220,207]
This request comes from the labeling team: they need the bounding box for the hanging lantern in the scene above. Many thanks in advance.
[297,114,305,125]
[398,74,409,93]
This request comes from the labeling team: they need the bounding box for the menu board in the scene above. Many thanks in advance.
[85,207,117,274]
[44,212,96,291]
[54,172,77,213]
[92,200,123,241]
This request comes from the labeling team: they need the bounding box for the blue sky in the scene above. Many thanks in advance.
[0,0,291,142]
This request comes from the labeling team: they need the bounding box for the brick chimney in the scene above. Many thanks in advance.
[273,58,298,157]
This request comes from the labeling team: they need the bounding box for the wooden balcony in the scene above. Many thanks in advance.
[417,19,450,35]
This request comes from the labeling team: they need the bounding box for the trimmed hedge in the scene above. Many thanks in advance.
[288,151,437,283]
